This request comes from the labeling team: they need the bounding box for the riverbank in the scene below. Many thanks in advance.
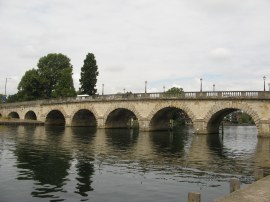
[214,175,270,202]
[0,118,44,125]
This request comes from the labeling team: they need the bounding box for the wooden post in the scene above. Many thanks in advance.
[230,178,240,193]
[221,121,224,140]
[188,192,201,202]
[255,169,264,181]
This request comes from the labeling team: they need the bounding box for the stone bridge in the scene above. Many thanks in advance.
[1,91,270,137]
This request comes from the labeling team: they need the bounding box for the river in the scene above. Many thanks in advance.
[0,125,269,202]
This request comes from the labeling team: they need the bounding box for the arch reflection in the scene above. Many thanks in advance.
[105,129,139,151]
[149,126,190,155]
[70,127,96,197]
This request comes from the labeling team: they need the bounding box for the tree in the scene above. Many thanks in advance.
[37,53,75,98]
[17,69,45,100]
[6,93,21,103]
[79,53,99,95]
[165,87,184,95]
[52,67,76,98]
[14,53,76,102]
[0,94,4,103]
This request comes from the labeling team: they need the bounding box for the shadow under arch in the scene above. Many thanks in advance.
[8,111,20,119]
[105,108,139,129]
[149,107,192,131]
[207,108,258,134]
[45,110,65,126]
[71,109,97,127]
[25,110,37,120]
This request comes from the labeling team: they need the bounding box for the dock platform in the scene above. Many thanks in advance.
[215,175,270,202]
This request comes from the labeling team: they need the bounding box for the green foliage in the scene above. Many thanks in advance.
[37,53,74,98]
[224,111,255,125]
[52,67,76,98]
[239,112,255,124]
[14,53,76,102]
[17,69,45,101]
[0,94,3,103]
[165,87,184,95]
[6,93,21,103]
[79,53,99,95]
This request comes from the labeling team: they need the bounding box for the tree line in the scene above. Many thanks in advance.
[7,53,99,102]
[3,51,185,103]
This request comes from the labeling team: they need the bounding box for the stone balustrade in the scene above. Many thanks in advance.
[1,91,270,107]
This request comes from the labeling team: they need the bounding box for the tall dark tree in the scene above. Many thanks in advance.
[37,53,75,98]
[79,53,99,95]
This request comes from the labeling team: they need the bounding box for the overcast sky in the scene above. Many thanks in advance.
[1,0,270,95]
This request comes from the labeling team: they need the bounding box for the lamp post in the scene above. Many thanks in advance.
[102,84,104,95]
[263,76,266,91]
[4,77,11,103]
[163,86,165,93]
[200,78,203,92]
[213,84,215,92]
[268,83,270,91]
[145,81,147,93]
[4,77,11,97]
[124,88,126,94]
[4,77,7,96]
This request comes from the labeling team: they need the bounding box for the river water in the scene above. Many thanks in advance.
[0,125,269,202]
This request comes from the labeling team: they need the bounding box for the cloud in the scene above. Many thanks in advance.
[105,66,125,72]
[209,48,232,62]
[0,0,270,95]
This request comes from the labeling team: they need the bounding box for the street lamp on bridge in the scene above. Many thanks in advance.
[200,78,203,92]
[3,77,11,103]
[145,81,147,93]
[263,76,266,91]
[213,84,215,92]
[102,84,104,95]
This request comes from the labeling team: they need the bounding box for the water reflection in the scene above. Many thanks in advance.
[254,138,270,175]
[149,126,189,155]
[70,127,96,197]
[14,126,72,200]
[1,125,270,202]
[105,128,139,151]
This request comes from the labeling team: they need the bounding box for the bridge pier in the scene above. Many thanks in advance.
[97,117,105,128]
[65,117,72,126]
[138,119,151,131]
[258,119,270,137]
[193,119,208,134]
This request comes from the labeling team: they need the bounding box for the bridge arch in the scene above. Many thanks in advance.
[45,109,66,126]
[8,111,20,119]
[24,110,37,120]
[71,109,97,127]
[148,103,195,131]
[104,106,141,129]
[205,103,260,134]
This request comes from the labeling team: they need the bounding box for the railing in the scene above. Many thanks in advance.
[1,91,270,107]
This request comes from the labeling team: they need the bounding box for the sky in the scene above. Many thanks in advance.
[0,0,270,95]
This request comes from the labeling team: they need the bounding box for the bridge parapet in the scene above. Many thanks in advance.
[1,91,270,107]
